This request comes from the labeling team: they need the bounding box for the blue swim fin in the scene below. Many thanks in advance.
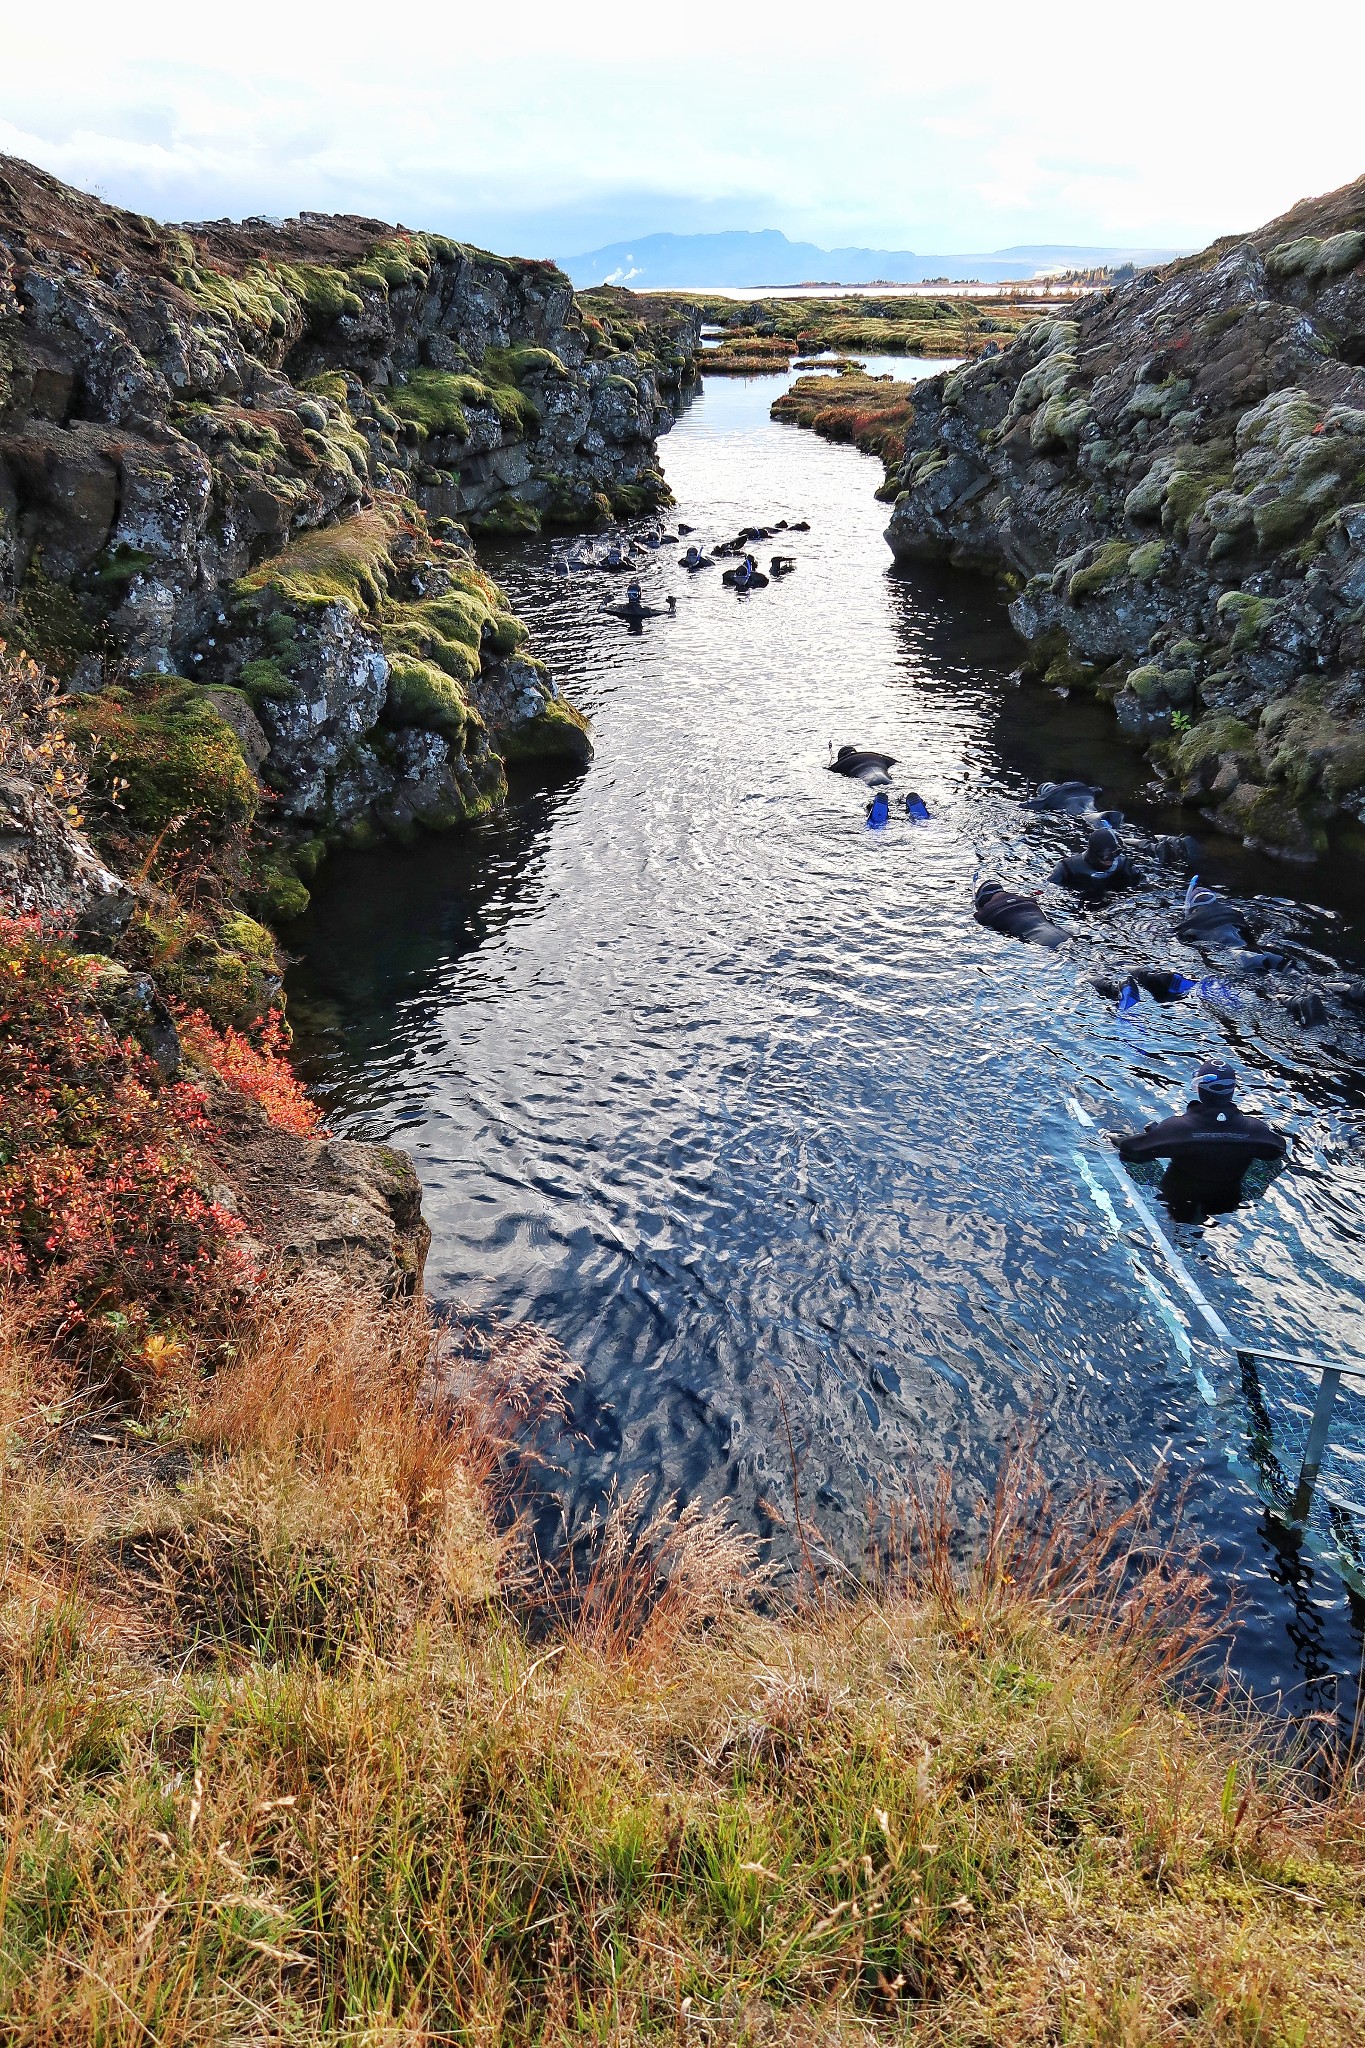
[1117,977,1142,1015]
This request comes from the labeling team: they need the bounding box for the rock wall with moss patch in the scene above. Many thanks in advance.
[883,174,1365,861]
[0,156,691,887]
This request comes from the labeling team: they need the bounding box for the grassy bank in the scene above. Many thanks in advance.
[3,1279,1364,2043]
[689,295,1038,378]
[772,369,920,481]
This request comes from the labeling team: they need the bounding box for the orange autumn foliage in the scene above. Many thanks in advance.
[181,1009,326,1138]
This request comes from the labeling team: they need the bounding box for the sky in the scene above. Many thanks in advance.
[2,0,1363,262]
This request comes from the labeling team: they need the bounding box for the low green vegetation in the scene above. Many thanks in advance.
[62,679,260,835]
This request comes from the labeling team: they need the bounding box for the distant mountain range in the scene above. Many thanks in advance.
[563,229,1189,290]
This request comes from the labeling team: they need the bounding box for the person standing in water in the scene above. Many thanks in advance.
[1115,1063,1287,1217]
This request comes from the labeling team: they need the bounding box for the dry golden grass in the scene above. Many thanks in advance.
[1,1287,1363,2043]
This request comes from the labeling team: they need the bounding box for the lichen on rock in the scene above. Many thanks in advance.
[0,154,678,875]
[883,170,1365,859]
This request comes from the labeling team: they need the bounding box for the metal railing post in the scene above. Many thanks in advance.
[1290,1367,1344,1527]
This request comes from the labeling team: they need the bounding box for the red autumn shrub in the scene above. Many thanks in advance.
[0,914,247,1364]
[180,1009,325,1137]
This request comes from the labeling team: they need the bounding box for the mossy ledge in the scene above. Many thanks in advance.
[0,154,668,913]
[883,170,1365,860]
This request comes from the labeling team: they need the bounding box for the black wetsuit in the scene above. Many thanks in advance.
[1174,899,1255,947]
[1117,1098,1286,1214]
[974,883,1069,949]
[1049,827,1140,897]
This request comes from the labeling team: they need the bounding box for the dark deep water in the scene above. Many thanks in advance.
[288,361,1365,1726]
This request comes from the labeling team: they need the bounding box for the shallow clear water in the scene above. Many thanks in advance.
[288,365,1365,1722]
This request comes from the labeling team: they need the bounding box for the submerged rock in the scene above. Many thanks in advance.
[884,173,1365,860]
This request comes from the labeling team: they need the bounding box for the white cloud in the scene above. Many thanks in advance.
[2,0,1363,256]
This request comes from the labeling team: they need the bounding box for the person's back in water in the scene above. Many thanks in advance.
[1116,1063,1286,1216]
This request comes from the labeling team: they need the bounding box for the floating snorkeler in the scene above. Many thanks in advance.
[828,744,896,787]
[1049,821,1141,898]
[973,878,1070,950]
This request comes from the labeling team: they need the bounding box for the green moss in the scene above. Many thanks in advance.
[470,497,542,538]
[235,507,402,614]
[1161,470,1210,538]
[1265,236,1320,280]
[385,370,474,441]
[1216,779,1328,858]
[1067,540,1133,603]
[63,683,259,835]
[288,265,365,327]
[1312,230,1365,278]
[142,905,281,1028]
[7,566,106,677]
[499,692,593,766]
[1254,492,1319,548]
[383,656,472,744]
[1259,684,1365,804]
[1031,393,1090,451]
[1124,664,1167,707]
[293,836,327,881]
[302,371,353,408]
[1169,713,1258,780]
[238,657,298,706]
[607,473,671,520]
[1216,590,1279,652]
[1127,540,1166,581]
[482,344,571,384]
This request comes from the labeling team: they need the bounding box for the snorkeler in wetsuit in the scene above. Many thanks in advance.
[973,879,1070,950]
[1116,1063,1287,1217]
[1049,822,1140,897]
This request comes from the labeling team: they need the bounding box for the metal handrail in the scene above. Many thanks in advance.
[1067,1097,1365,1529]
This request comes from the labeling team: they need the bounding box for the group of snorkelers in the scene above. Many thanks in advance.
[828,748,1344,1215]
[557,515,809,626]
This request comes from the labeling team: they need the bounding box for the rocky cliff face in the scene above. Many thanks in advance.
[885,176,1365,861]
[0,157,699,858]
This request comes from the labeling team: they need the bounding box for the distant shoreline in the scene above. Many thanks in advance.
[634,279,1087,301]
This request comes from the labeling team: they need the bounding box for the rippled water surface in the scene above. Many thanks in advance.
[289,363,1365,1717]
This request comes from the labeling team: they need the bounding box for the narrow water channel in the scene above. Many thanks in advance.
[288,361,1365,1723]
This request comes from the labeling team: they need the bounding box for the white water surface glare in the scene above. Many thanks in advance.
[289,362,1365,1719]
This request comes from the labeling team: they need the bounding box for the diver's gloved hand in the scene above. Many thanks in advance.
[1286,990,1328,1027]
[1229,949,1287,974]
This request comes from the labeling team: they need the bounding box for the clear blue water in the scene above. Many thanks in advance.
[288,362,1365,1726]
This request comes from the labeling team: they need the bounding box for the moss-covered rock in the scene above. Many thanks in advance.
[1258,683,1365,804]
[1216,590,1280,651]
[234,507,402,614]
[1067,540,1133,603]
[1213,780,1328,861]
[63,682,259,835]
[1127,540,1166,581]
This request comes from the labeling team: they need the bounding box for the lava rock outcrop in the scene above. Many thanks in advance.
[0,157,700,865]
[885,175,1365,860]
